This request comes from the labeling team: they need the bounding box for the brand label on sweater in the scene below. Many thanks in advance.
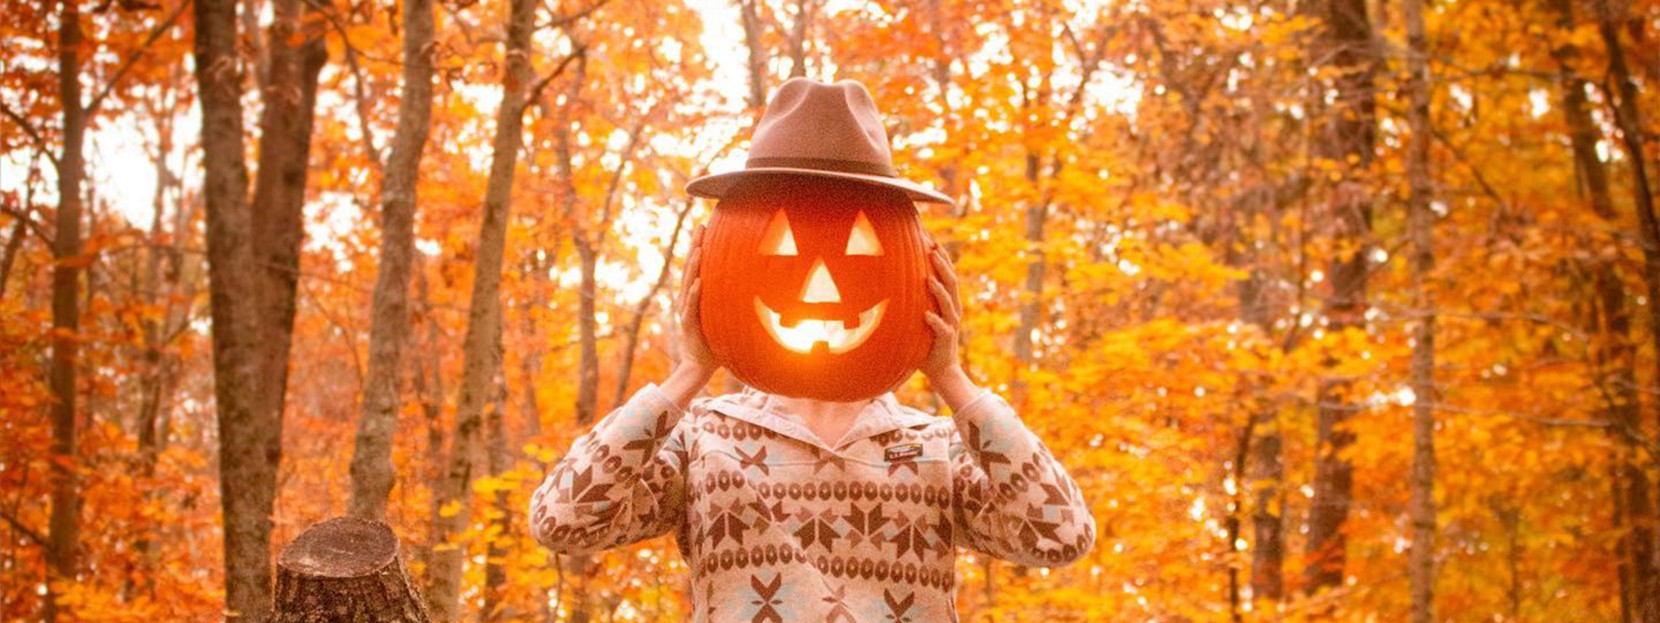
[884,443,923,462]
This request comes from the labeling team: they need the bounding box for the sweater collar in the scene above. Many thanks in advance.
[704,387,936,452]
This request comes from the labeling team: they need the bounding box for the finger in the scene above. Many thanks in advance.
[925,311,952,337]
[930,252,961,306]
[928,277,954,323]
[684,281,703,328]
[940,254,963,319]
[686,247,702,281]
[679,246,702,303]
[930,278,960,326]
[931,247,959,290]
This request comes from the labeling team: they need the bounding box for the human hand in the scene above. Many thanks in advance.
[666,225,720,407]
[921,239,981,410]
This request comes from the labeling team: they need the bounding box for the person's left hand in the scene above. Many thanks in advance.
[921,240,980,409]
[921,240,962,379]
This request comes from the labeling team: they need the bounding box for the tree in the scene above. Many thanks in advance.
[1594,6,1660,619]
[348,0,438,521]
[44,4,87,619]
[1402,0,1437,618]
[190,0,326,619]
[425,0,575,614]
[1303,0,1377,597]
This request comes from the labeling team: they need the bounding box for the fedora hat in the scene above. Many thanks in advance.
[685,78,954,205]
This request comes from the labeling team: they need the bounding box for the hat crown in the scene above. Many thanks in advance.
[745,78,898,178]
[683,77,953,205]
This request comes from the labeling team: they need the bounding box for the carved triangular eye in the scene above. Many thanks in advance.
[845,211,883,256]
[759,209,797,255]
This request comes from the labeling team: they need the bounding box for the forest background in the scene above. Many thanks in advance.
[2,0,1658,620]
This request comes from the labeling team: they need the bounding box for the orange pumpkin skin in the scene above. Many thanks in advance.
[699,176,933,401]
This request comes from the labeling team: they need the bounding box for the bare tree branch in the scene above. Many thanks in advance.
[0,508,47,548]
[540,0,610,29]
[1,204,55,247]
[593,107,655,249]
[520,45,588,117]
[85,0,193,115]
[0,101,60,169]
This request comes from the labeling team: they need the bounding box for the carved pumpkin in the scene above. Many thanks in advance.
[699,176,933,401]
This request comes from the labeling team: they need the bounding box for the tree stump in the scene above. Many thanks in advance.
[274,516,431,623]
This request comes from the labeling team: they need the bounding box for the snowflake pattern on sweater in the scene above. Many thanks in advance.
[529,384,1095,623]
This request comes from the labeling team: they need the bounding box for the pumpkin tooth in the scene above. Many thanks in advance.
[754,298,887,355]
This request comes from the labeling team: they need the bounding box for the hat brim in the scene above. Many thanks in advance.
[685,168,954,206]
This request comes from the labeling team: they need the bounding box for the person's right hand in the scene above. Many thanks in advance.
[664,224,720,407]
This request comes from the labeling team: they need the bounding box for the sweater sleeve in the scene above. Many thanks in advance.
[529,383,689,556]
[949,390,1095,567]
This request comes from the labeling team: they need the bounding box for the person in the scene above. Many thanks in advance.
[529,78,1094,622]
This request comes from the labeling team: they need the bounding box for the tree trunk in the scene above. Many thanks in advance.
[412,256,446,578]
[191,0,265,614]
[1302,0,1376,597]
[45,4,86,620]
[349,0,437,521]
[786,0,814,78]
[248,0,327,428]
[1596,4,1660,620]
[1616,464,1637,623]
[1248,408,1284,601]
[426,0,536,615]
[575,237,600,424]
[1225,415,1254,623]
[192,0,326,618]
[1546,1,1650,619]
[482,373,511,621]
[517,254,548,439]
[1403,0,1437,618]
[1497,501,1522,620]
[275,517,431,623]
[0,217,25,299]
[562,116,601,623]
[1229,183,1287,606]
[134,100,188,593]
[739,0,768,108]
[1228,188,1286,606]
[1012,154,1047,372]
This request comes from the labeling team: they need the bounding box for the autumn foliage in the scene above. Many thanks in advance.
[2,0,1659,621]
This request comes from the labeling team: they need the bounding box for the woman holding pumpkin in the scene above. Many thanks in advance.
[529,78,1095,622]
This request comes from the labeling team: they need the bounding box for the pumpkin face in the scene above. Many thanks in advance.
[699,176,933,401]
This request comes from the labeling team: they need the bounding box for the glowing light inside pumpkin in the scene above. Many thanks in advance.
[800,258,841,303]
[845,211,883,256]
[755,298,887,354]
[760,209,797,255]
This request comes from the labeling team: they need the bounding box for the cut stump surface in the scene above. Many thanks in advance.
[274,516,430,623]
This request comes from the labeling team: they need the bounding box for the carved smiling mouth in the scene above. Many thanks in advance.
[754,298,888,355]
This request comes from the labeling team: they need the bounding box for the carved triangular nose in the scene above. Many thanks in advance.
[800,257,842,303]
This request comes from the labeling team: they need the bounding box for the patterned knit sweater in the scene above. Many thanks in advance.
[528,383,1096,622]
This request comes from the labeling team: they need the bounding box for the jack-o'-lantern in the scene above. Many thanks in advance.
[699,176,933,401]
